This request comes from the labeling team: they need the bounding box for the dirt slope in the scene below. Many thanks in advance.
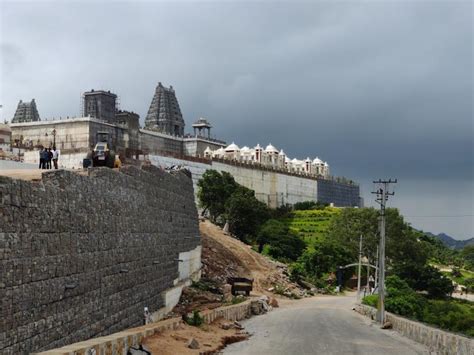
[200,220,298,295]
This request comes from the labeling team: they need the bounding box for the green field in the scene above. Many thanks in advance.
[279,208,340,244]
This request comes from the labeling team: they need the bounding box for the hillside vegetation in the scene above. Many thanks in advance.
[279,208,340,244]
[197,169,473,335]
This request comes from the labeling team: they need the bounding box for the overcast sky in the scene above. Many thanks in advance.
[1,0,472,239]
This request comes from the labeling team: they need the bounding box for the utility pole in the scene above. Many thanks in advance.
[357,234,362,302]
[374,245,378,291]
[372,179,397,325]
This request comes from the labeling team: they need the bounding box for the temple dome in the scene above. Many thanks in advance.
[225,142,240,152]
[279,149,286,156]
[265,143,279,153]
[313,157,323,164]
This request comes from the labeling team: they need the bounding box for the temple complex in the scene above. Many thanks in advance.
[6,81,361,207]
[11,99,41,123]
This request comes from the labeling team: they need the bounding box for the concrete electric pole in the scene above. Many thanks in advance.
[372,179,397,325]
[357,234,363,301]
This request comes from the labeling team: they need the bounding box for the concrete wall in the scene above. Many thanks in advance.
[148,155,317,207]
[212,161,318,208]
[355,304,474,355]
[0,166,200,354]
[148,155,211,199]
[140,129,184,156]
[147,154,360,208]
[10,119,91,150]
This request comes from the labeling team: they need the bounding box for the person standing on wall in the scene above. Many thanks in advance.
[46,148,52,169]
[41,148,48,169]
[52,146,59,169]
[38,148,44,169]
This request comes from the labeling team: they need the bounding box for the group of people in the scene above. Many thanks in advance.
[39,146,60,169]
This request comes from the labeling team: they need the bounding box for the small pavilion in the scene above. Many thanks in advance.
[192,118,212,139]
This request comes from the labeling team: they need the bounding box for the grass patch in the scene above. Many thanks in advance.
[279,208,340,245]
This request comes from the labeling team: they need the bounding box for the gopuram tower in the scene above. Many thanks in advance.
[11,99,41,123]
[145,82,185,136]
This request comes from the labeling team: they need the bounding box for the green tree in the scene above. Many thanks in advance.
[462,245,474,270]
[197,170,237,222]
[327,207,379,266]
[257,219,306,261]
[225,186,270,242]
[297,238,353,280]
[384,275,426,319]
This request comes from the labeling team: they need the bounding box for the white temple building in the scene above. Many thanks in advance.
[203,142,330,178]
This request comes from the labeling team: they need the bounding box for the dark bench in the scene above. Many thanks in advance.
[227,277,254,296]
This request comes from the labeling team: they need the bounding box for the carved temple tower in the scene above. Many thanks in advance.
[144,82,185,136]
[11,99,41,123]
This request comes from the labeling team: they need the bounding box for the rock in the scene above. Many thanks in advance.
[221,322,233,330]
[267,287,275,292]
[187,338,200,349]
[223,284,233,302]
[223,222,230,233]
[128,345,151,354]
[382,321,393,329]
[233,321,243,329]
[269,297,279,307]
[251,299,270,315]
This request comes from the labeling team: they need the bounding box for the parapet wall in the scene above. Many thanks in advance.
[0,166,200,354]
[355,304,474,355]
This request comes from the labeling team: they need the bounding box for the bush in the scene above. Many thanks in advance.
[231,295,247,304]
[185,310,204,327]
[362,294,378,307]
[258,219,306,261]
[451,268,462,278]
[423,299,474,337]
[384,276,426,319]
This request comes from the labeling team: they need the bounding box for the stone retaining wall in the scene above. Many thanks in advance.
[36,300,252,355]
[0,165,200,354]
[355,304,474,355]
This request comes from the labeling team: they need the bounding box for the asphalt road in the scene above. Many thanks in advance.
[224,293,429,355]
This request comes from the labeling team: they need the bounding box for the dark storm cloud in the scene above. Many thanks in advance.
[1,0,472,237]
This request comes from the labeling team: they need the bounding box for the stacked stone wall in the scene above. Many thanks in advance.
[0,166,200,354]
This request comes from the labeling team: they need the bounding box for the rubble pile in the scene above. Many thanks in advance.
[262,261,315,299]
[200,220,313,299]
[201,232,251,283]
[172,283,223,316]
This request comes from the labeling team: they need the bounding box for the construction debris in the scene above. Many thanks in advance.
[187,338,200,349]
